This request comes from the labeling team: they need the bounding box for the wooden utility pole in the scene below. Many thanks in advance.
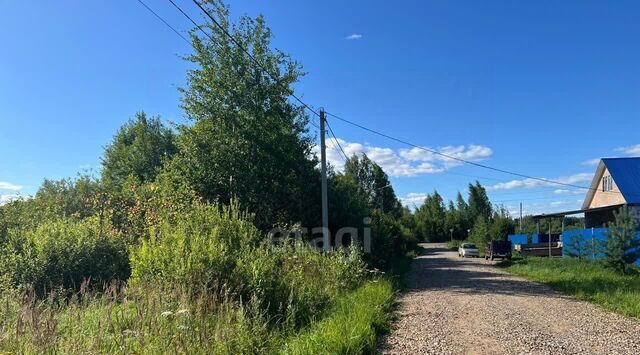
[519,202,523,233]
[319,108,330,251]
[548,219,552,257]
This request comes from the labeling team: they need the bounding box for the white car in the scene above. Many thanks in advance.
[458,243,480,258]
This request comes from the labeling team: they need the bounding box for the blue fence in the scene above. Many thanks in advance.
[561,228,640,264]
[509,229,640,264]
[561,228,609,260]
[507,234,528,247]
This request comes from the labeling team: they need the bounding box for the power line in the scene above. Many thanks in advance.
[176,0,348,161]
[136,0,190,44]
[187,0,320,117]
[324,111,623,195]
[325,119,349,162]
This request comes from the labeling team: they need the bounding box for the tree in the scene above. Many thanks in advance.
[604,206,640,274]
[415,191,446,242]
[343,154,401,216]
[468,181,492,223]
[171,2,318,231]
[489,207,515,241]
[102,112,177,189]
[455,192,471,237]
[470,216,491,252]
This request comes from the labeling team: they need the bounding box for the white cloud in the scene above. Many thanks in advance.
[488,173,593,191]
[0,194,26,206]
[553,189,584,195]
[345,33,362,40]
[505,199,584,217]
[615,144,640,156]
[0,181,22,191]
[317,138,493,177]
[399,193,429,207]
[581,158,600,166]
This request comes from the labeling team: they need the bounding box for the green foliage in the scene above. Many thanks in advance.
[343,154,402,216]
[468,181,492,223]
[415,191,446,242]
[173,2,317,231]
[0,2,412,352]
[504,257,640,319]
[130,200,368,331]
[101,111,177,189]
[130,201,260,288]
[565,233,588,259]
[489,207,515,241]
[0,218,129,295]
[604,206,640,274]
[282,280,394,355]
[470,216,491,252]
[446,240,463,250]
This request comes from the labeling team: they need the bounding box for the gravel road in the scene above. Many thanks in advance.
[380,243,640,354]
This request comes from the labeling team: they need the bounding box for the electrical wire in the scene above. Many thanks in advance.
[136,0,190,44]
[324,111,630,196]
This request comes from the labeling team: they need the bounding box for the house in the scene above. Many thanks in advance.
[581,157,640,227]
[532,157,640,228]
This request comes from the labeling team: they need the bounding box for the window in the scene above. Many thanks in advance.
[603,175,613,192]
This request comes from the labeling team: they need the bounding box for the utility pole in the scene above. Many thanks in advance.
[548,219,552,257]
[319,108,330,252]
[519,202,523,233]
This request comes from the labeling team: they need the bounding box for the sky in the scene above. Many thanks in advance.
[1,0,639,216]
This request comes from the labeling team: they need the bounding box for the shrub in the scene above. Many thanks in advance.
[605,206,640,274]
[130,201,368,331]
[129,201,260,289]
[0,218,129,295]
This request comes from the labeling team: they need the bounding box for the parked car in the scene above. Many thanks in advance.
[485,240,512,261]
[458,243,480,258]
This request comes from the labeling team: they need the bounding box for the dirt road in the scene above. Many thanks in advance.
[380,243,640,354]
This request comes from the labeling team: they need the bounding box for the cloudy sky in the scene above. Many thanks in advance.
[1,1,639,216]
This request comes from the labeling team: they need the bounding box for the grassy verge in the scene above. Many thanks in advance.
[500,257,640,318]
[281,280,394,354]
[280,251,416,354]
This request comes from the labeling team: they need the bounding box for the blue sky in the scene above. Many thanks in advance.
[1,0,639,216]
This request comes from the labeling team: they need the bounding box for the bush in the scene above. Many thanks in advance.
[130,201,368,331]
[129,201,260,289]
[0,218,129,295]
[605,206,640,274]
[282,280,394,354]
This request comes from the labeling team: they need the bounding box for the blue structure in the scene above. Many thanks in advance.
[562,228,640,264]
[507,234,528,248]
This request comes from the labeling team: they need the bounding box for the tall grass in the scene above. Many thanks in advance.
[280,280,394,355]
[502,257,640,318]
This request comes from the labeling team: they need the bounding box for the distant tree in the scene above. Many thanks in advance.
[344,154,402,216]
[34,175,102,220]
[604,206,640,274]
[102,112,177,188]
[470,216,491,251]
[455,191,471,236]
[468,181,492,222]
[415,191,446,242]
[489,207,515,241]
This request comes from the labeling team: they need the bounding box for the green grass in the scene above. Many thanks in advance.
[501,257,640,318]
[0,267,407,354]
[280,279,394,355]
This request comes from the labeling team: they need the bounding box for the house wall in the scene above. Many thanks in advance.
[587,166,626,208]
